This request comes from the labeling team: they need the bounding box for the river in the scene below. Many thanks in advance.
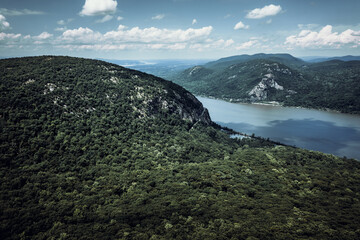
[197,97,360,160]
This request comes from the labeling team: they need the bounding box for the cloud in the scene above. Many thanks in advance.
[2,23,227,53]
[192,19,197,25]
[152,14,165,20]
[96,15,113,23]
[35,32,53,40]
[55,27,67,32]
[104,25,213,43]
[147,43,187,50]
[57,19,73,25]
[236,40,258,50]
[0,14,10,30]
[57,20,66,25]
[62,27,102,44]
[0,32,21,41]
[57,25,214,52]
[234,21,249,30]
[285,25,360,48]
[117,16,123,21]
[80,0,117,16]
[297,24,319,30]
[225,39,235,47]
[266,19,272,24]
[246,4,282,19]
[190,38,234,51]
[0,8,44,16]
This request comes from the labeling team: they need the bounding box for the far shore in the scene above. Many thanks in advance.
[196,95,352,115]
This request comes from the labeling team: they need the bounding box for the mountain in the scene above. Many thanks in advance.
[305,55,360,62]
[204,53,307,70]
[1,56,360,239]
[169,54,360,114]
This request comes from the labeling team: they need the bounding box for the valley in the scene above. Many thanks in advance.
[198,96,360,160]
[168,54,360,114]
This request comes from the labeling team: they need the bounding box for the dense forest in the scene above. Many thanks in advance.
[1,56,360,239]
[169,54,360,114]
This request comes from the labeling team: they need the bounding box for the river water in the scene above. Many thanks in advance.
[198,97,360,160]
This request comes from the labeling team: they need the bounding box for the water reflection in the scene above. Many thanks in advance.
[197,97,360,160]
[219,119,360,159]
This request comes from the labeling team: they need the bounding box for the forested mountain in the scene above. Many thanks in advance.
[169,54,360,114]
[306,55,360,63]
[204,53,306,69]
[1,56,360,239]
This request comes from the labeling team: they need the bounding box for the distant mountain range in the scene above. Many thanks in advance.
[100,59,210,79]
[169,53,360,114]
[302,55,360,62]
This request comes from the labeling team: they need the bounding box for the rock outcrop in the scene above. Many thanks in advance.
[248,73,284,100]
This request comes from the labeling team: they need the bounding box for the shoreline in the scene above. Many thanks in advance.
[196,95,354,115]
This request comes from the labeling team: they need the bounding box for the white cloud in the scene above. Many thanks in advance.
[57,20,66,25]
[152,14,165,20]
[57,19,73,25]
[35,32,53,40]
[80,0,117,16]
[285,25,360,48]
[297,24,319,30]
[246,4,282,19]
[189,38,234,51]
[62,27,102,44]
[148,43,187,50]
[236,40,258,50]
[0,14,10,30]
[96,15,113,23]
[266,19,272,24]
[234,21,249,30]
[57,25,215,52]
[192,19,197,25]
[0,32,21,41]
[104,25,213,43]
[0,8,44,16]
[225,39,235,47]
[55,27,67,32]
[117,16,123,21]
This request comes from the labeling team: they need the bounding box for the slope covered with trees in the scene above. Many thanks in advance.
[169,54,360,114]
[1,56,360,239]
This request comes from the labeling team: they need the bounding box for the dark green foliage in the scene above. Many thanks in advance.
[169,54,360,114]
[1,56,360,239]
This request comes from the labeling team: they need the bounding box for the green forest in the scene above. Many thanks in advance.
[1,56,360,239]
[169,54,360,114]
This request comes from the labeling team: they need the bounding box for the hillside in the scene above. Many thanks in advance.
[169,54,360,114]
[1,56,360,239]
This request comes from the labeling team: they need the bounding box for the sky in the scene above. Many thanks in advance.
[0,0,360,60]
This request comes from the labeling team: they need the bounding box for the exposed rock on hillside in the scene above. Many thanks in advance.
[248,73,284,100]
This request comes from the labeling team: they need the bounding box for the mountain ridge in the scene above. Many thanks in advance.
[169,53,360,114]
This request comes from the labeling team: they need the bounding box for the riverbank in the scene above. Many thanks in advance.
[196,95,350,115]
[197,96,360,160]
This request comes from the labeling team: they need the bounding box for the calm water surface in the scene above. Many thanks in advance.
[198,97,360,160]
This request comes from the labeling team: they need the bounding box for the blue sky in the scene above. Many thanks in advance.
[1,0,359,59]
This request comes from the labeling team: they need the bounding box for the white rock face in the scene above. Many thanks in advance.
[189,66,202,76]
[248,73,284,100]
